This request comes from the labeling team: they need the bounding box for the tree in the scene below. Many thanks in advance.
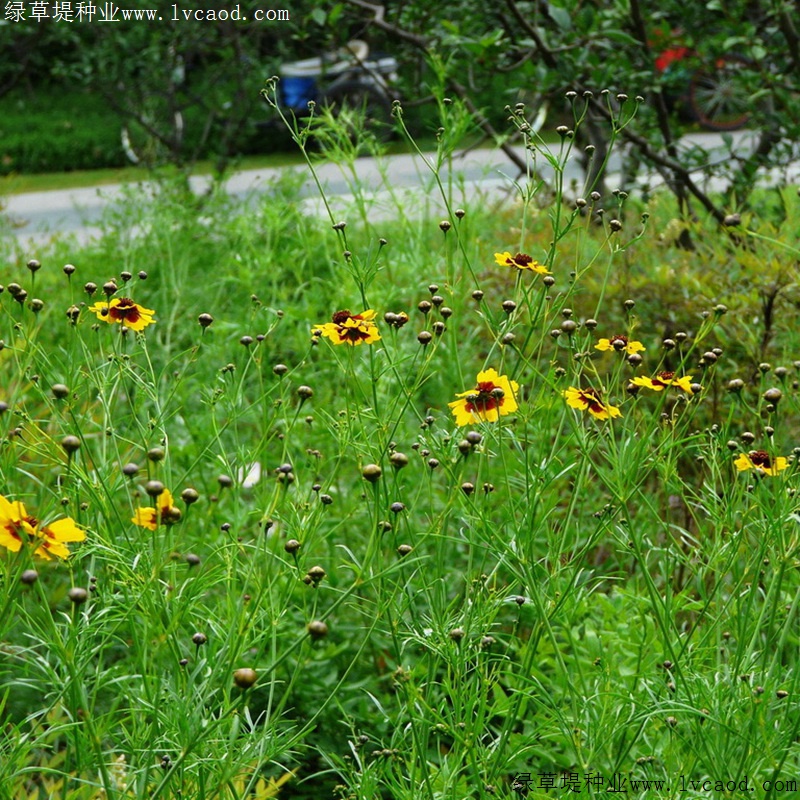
[340,0,800,224]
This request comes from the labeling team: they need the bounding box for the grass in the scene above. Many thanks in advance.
[1,93,800,800]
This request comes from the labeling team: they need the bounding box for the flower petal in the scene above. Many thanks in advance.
[42,517,86,543]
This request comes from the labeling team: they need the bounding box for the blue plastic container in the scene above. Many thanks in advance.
[280,77,317,110]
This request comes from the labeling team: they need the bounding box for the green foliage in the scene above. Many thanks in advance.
[3,81,800,800]
[0,89,122,175]
[347,0,800,216]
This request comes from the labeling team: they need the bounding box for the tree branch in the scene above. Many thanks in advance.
[340,0,428,49]
[502,0,558,69]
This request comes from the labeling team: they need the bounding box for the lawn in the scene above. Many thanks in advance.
[1,99,799,800]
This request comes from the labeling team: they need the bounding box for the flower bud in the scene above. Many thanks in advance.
[233,668,258,689]
[307,620,329,640]
[61,435,81,455]
[145,480,165,497]
[362,464,382,483]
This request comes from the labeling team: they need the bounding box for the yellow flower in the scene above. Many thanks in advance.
[494,251,550,275]
[132,489,181,530]
[312,309,380,346]
[631,372,693,392]
[563,386,621,420]
[0,494,85,560]
[449,368,519,427]
[734,450,788,477]
[89,297,156,332]
[595,335,645,355]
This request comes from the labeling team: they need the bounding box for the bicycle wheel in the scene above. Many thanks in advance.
[317,80,394,145]
[121,109,185,166]
[688,55,753,131]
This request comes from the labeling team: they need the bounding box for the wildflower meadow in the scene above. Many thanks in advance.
[2,92,800,800]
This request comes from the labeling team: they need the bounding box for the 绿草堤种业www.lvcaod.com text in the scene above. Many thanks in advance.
[170,4,289,21]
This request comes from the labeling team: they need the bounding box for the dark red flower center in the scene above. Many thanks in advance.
[649,371,675,388]
[465,381,505,413]
[579,388,606,414]
[610,335,629,350]
[109,298,141,324]
[512,253,533,267]
[749,450,772,468]
[330,309,373,342]
[332,309,355,324]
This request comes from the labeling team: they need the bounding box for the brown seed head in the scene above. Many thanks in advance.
[307,565,326,584]
[180,487,199,505]
[362,464,382,483]
[68,587,88,605]
[62,435,81,455]
[145,480,165,497]
[21,569,39,585]
[389,452,409,469]
[147,447,165,462]
[307,620,329,640]
[233,668,258,689]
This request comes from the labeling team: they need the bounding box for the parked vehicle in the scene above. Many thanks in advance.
[517,32,755,137]
[277,39,399,142]
[654,34,753,131]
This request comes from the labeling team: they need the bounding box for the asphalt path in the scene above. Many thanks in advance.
[3,130,795,248]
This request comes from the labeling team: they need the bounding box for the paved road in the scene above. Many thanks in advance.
[2,148,545,247]
[3,130,794,248]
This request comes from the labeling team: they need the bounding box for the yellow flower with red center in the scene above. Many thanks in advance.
[0,494,85,560]
[595,335,645,355]
[631,372,693,392]
[312,309,381,346]
[132,489,181,530]
[449,368,519,426]
[734,450,789,476]
[89,297,156,332]
[494,251,550,275]
[563,386,621,420]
